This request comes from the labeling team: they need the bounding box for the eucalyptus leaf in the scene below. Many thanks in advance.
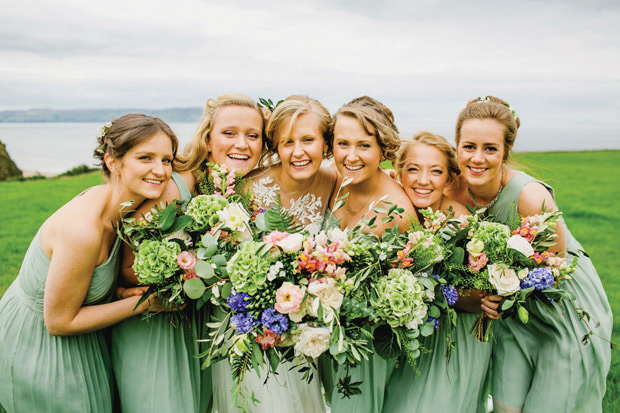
[195,260,215,278]
[184,277,207,300]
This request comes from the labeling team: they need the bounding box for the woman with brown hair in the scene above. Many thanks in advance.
[450,96,612,412]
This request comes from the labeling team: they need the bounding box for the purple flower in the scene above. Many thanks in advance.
[428,317,440,329]
[231,312,258,334]
[261,308,289,335]
[441,284,459,306]
[520,267,554,291]
[227,289,250,312]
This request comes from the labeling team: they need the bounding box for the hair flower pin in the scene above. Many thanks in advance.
[97,122,112,140]
[477,97,491,103]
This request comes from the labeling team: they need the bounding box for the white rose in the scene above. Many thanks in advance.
[276,233,305,253]
[217,202,250,231]
[466,239,485,257]
[506,234,535,258]
[487,263,521,296]
[327,228,349,248]
[307,279,344,323]
[294,324,331,358]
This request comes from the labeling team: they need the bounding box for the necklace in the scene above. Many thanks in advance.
[467,170,504,210]
[345,177,381,216]
[437,193,445,211]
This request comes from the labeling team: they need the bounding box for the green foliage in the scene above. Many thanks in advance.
[58,164,98,177]
[263,195,303,233]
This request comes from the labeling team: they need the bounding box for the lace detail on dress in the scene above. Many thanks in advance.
[252,177,280,208]
[251,176,325,232]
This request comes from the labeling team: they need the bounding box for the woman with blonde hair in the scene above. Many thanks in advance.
[111,94,266,413]
[211,94,335,412]
[450,96,612,412]
[328,96,416,413]
[0,114,179,412]
[382,131,494,412]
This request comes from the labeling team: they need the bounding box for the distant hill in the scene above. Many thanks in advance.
[0,108,203,123]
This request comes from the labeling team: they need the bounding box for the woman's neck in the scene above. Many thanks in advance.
[468,168,505,205]
[277,164,318,195]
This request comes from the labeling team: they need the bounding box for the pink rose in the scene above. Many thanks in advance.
[468,252,488,272]
[177,251,197,270]
[275,282,305,314]
[263,230,289,244]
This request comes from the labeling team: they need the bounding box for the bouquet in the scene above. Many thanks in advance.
[437,207,577,342]
[116,163,256,312]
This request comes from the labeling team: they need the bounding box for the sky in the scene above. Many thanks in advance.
[1,0,619,149]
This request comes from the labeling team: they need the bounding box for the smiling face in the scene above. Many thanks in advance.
[332,115,383,185]
[109,131,174,200]
[399,143,450,210]
[275,112,326,185]
[457,118,506,188]
[207,105,263,175]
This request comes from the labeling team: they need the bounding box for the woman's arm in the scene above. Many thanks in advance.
[518,181,566,256]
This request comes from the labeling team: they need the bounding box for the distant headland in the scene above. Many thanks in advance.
[0,108,203,123]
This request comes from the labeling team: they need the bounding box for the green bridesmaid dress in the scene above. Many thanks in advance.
[0,231,120,412]
[489,171,612,412]
[110,172,212,412]
[382,311,491,412]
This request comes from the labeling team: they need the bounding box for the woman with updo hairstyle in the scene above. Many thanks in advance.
[247,94,337,233]
[328,96,416,413]
[329,96,415,238]
[382,131,493,412]
[210,95,334,412]
[0,114,179,412]
[111,94,266,413]
[449,96,612,412]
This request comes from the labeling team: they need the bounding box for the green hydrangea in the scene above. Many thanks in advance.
[186,194,229,231]
[227,241,272,295]
[371,268,428,329]
[132,239,181,285]
[471,221,511,261]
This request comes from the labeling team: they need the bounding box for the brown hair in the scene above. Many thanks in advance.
[455,96,521,161]
[331,96,401,161]
[263,95,331,163]
[94,113,178,177]
[396,131,461,183]
[175,93,265,173]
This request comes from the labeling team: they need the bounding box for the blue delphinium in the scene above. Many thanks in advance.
[227,288,250,312]
[231,312,258,334]
[520,267,554,291]
[261,308,289,335]
[441,284,459,306]
[428,316,440,329]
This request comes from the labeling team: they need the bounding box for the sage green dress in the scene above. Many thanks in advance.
[489,172,612,412]
[0,231,120,412]
[382,311,491,412]
[110,172,212,412]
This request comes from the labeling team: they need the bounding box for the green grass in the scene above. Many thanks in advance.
[0,151,619,410]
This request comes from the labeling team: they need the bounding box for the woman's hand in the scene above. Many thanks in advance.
[453,288,486,313]
[134,293,187,314]
[116,286,148,299]
[481,294,504,320]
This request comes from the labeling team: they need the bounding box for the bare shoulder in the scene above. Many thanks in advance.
[178,171,197,194]
[246,165,275,181]
[518,181,557,216]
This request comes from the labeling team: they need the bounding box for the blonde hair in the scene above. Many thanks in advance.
[331,96,401,161]
[396,131,461,183]
[455,96,521,162]
[263,95,331,163]
[175,93,265,173]
[94,113,178,177]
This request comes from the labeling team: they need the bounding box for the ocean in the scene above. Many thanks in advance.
[0,122,618,175]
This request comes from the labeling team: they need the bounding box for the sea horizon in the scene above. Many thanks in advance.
[1,122,619,176]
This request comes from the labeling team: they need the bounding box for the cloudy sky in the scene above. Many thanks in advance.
[1,0,619,149]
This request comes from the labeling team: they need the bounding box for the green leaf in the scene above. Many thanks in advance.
[195,260,215,278]
[221,282,233,299]
[184,277,207,299]
[158,203,177,230]
[167,215,193,234]
[420,320,435,337]
[428,305,441,318]
[211,254,228,267]
[267,348,280,371]
[197,244,218,259]
[373,325,401,359]
[501,299,515,311]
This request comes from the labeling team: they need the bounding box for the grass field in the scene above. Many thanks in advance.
[0,150,618,411]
